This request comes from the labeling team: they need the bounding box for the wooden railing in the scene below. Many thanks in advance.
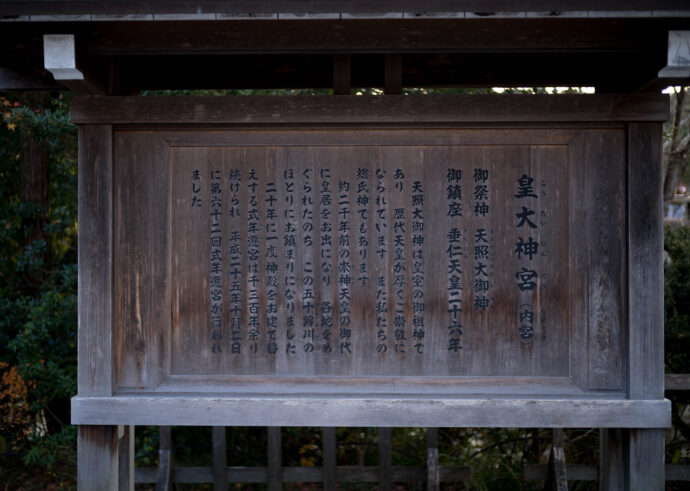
[134,373,690,490]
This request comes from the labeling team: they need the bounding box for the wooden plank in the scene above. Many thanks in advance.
[212,427,227,490]
[78,425,119,491]
[525,464,598,481]
[599,428,626,490]
[71,95,670,125]
[333,54,351,95]
[629,429,665,491]
[426,428,439,491]
[585,129,626,390]
[626,122,666,491]
[118,426,134,491]
[3,1,690,17]
[135,464,473,483]
[628,122,664,400]
[384,54,402,94]
[322,427,337,490]
[378,428,392,490]
[544,429,567,491]
[267,427,281,491]
[112,132,170,390]
[77,124,113,397]
[156,426,172,490]
[665,373,690,390]
[71,396,670,427]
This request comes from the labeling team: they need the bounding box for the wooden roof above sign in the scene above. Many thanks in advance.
[1,1,689,93]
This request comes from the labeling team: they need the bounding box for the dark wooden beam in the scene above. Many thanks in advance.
[332,54,351,95]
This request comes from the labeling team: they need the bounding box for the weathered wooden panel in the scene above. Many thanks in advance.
[113,132,170,390]
[71,396,671,427]
[162,138,570,378]
[71,95,670,125]
[78,125,113,397]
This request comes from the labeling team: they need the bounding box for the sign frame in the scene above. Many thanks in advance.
[71,94,669,429]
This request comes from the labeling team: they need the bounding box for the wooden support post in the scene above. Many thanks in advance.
[384,54,402,94]
[378,427,392,490]
[322,427,337,490]
[426,428,440,491]
[213,427,227,490]
[626,122,665,491]
[333,54,351,95]
[267,427,282,491]
[544,429,567,491]
[156,426,172,491]
[78,426,120,491]
[77,124,122,490]
[118,426,135,491]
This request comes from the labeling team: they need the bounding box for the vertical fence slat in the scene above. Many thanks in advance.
[378,427,392,490]
[426,428,440,491]
[267,426,282,491]
[322,427,337,490]
[118,425,135,491]
[156,426,172,491]
[213,426,227,490]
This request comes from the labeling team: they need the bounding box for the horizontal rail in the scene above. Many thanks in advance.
[135,465,472,483]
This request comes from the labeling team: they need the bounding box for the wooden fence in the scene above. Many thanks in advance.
[134,374,690,490]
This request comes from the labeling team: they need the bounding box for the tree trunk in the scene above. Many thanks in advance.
[19,93,52,288]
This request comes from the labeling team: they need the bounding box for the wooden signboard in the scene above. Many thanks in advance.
[72,95,669,429]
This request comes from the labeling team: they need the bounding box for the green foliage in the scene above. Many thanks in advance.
[0,92,78,486]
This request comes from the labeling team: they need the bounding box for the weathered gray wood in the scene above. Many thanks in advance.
[72,396,670,427]
[322,427,337,490]
[426,428,439,491]
[599,428,626,490]
[627,122,665,491]
[378,428,392,490]
[135,464,473,483]
[212,427,227,490]
[585,129,626,390]
[71,95,670,125]
[156,426,172,490]
[267,427,281,491]
[78,425,119,491]
[665,373,690,390]
[628,122,664,400]
[629,429,665,491]
[77,124,113,397]
[544,429,567,491]
[118,426,134,491]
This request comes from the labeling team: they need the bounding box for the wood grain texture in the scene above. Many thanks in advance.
[71,95,669,125]
[426,428,440,491]
[78,425,119,491]
[585,130,626,390]
[78,125,113,397]
[71,396,670,427]
[629,429,665,491]
[628,122,664,400]
[113,132,170,390]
